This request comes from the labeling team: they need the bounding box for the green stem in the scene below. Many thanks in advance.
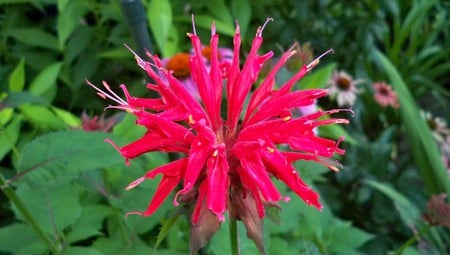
[393,225,431,255]
[0,173,60,254]
[230,218,239,255]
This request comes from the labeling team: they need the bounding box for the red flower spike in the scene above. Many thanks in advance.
[88,17,350,253]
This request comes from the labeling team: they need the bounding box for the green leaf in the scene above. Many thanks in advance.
[374,50,450,196]
[51,106,81,127]
[365,180,420,228]
[65,26,94,63]
[61,247,105,255]
[66,227,103,244]
[319,123,357,145]
[326,220,374,254]
[299,62,336,89]
[0,223,45,254]
[57,1,88,49]
[230,0,251,35]
[16,130,123,184]
[7,28,59,50]
[205,0,233,26]
[154,215,180,250]
[13,183,82,235]
[191,15,235,37]
[0,108,14,125]
[19,104,67,130]
[73,205,113,230]
[0,115,22,161]
[29,62,63,97]
[147,0,172,57]
[3,92,50,108]
[96,48,132,59]
[8,57,25,92]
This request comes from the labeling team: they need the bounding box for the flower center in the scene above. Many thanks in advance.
[166,53,191,78]
[201,46,221,62]
[378,86,390,95]
[337,77,351,90]
[427,119,437,130]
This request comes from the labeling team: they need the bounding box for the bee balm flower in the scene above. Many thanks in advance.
[88,18,349,254]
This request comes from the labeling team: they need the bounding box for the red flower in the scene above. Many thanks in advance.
[88,18,349,253]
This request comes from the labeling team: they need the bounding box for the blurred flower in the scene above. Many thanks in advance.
[440,136,450,176]
[329,70,363,106]
[421,111,450,143]
[286,42,314,71]
[80,111,117,132]
[422,193,450,229]
[162,46,233,99]
[88,19,349,253]
[372,82,399,109]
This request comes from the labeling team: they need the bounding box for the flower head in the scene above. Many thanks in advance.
[421,111,450,143]
[88,18,349,254]
[80,111,118,132]
[162,46,233,99]
[423,193,450,229]
[329,70,363,106]
[372,82,400,109]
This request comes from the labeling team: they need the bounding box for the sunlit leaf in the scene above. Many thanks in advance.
[0,115,22,161]
[8,57,25,92]
[29,62,63,97]
[147,0,172,57]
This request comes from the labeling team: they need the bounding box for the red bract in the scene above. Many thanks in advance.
[88,18,349,254]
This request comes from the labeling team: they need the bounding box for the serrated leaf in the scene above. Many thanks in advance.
[147,0,172,57]
[13,183,81,235]
[74,205,113,230]
[66,227,103,244]
[0,115,22,160]
[326,220,373,254]
[7,28,59,50]
[29,62,63,97]
[8,57,25,92]
[16,130,123,184]
[0,223,44,254]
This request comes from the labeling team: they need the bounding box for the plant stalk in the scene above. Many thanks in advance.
[0,173,60,254]
[230,218,240,255]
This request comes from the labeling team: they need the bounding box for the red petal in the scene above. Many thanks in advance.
[259,144,322,209]
[206,146,229,221]
[239,156,281,202]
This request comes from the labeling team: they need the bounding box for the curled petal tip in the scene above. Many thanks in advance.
[125,211,144,218]
[126,176,146,190]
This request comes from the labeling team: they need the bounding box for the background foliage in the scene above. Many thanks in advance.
[1,0,449,254]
